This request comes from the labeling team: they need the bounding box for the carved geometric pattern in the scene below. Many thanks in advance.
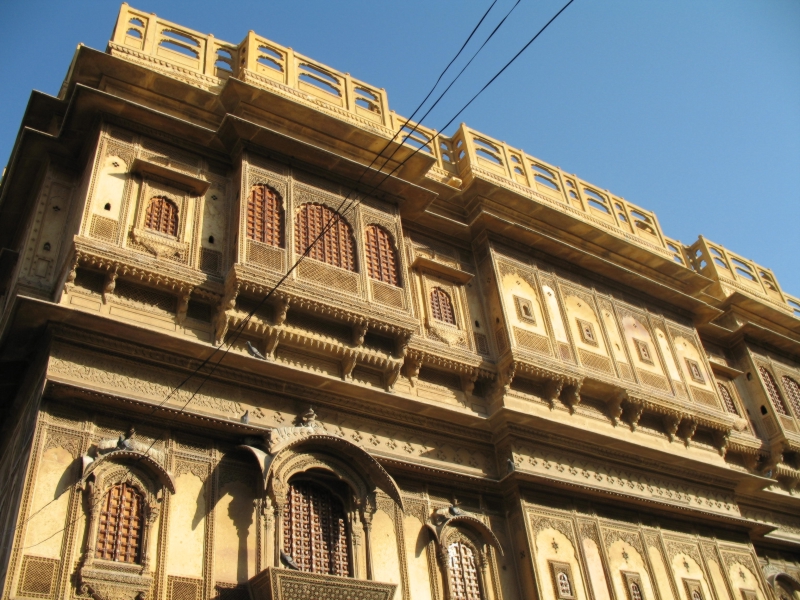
[18,556,59,599]
[717,383,739,415]
[295,203,355,271]
[430,287,456,326]
[247,184,284,247]
[759,367,789,416]
[690,386,719,408]
[247,239,284,272]
[90,215,118,241]
[514,327,552,355]
[780,376,800,418]
[473,333,490,356]
[282,481,350,576]
[200,247,222,274]
[364,224,399,286]
[447,541,482,600]
[579,348,613,374]
[371,279,404,308]
[622,571,645,600]
[144,196,179,237]
[168,576,202,600]
[95,483,143,563]
[637,369,670,392]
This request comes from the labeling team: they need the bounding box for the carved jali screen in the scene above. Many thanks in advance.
[282,481,350,576]
[448,541,482,600]
[95,482,143,563]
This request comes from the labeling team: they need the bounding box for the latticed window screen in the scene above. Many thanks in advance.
[781,376,800,417]
[558,573,572,597]
[717,383,739,416]
[282,481,350,576]
[246,184,284,247]
[430,287,456,325]
[631,583,643,600]
[447,542,482,600]
[95,483,143,563]
[759,367,789,416]
[144,196,179,236]
[294,204,355,271]
[364,225,399,286]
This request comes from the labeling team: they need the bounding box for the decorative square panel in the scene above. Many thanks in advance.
[685,358,705,384]
[634,338,654,365]
[577,318,598,346]
[514,295,536,325]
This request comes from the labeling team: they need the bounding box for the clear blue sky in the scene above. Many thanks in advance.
[1,1,798,296]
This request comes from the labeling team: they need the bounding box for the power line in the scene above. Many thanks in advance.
[21,0,521,548]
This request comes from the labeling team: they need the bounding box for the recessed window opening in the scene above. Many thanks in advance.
[126,28,142,39]
[104,203,111,211]
[129,18,144,27]
[430,287,456,325]
[364,224,399,286]
[257,46,283,71]
[298,63,341,97]
[208,235,214,244]
[583,188,610,214]
[473,138,502,165]
[475,320,480,328]
[558,573,572,596]
[295,203,355,271]
[760,405,767,415]
[631,583,643,600]
[144,196,179,237]
[159,29,200,59]
[400,126,433,154]
[247,184,284,248]
[95,482,143,563]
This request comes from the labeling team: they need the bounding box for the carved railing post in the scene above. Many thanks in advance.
[102,271,117,304]
[361,494,377,580]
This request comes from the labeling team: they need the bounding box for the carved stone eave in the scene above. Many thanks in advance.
[248,567,396,600]
[425,509,504,555]
[232,264,417,336]
[241,429,405,511]
[80,449,176,494]
[71,239,217,296]
[405,346,491,377]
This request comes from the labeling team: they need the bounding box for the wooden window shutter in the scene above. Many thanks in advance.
[246,184,284,247]
[95,483,144,563]
[759,367,789,416]
[447,542,482,600]
[364,225,399,286]
[294,203,355,271]
[430,287,456,325]
[144,196,179,236]
[282,481,350,576]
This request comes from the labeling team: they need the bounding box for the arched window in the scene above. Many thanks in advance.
[692,591,702,600]
[759,367,789,416]
[717,382,739,416]
[447,541,482,600]
[631,582,643,600]
[247,184,284,247]
[430,287,456,325]
[364,224,399,286]
[295,203,355,271]
[283,480,349,576]
[144,196,179,236]
[781,376,800,417]
[558,572,572,597]
[95,482,143,563]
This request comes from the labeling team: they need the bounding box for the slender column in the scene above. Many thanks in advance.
[273,497,285,568]
[361,512,374,580]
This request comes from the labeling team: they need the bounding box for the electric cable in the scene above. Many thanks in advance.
[20,0,525,548]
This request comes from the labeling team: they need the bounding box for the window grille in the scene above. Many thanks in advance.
[447,542,482,600]
[144,196,179,236]
[558,573,572,597]
[781,376,800,417]
[295,204,355,271]
[282,481,350,576]
[631,583,643,600]
[717,382,739,416]
[364,224,399,286]
[430,287,456,325]
[246,184,284,247]
[759,367,789,416]
[95,483,143,563]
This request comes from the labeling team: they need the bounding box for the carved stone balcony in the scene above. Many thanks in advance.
[248,567,396,600]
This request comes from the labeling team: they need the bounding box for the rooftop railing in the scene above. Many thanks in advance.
[108,4,797,319]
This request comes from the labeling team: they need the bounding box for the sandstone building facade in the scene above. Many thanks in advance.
[0,5,799,600]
